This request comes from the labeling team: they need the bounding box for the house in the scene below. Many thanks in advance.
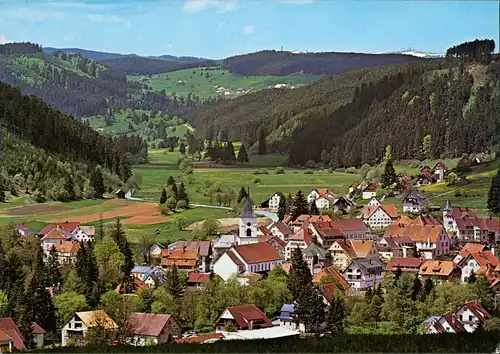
[362,182,380,200]
[131,266,167,287]
[115,189,126,199]
[308,221,344,247]
[261,192,285,211]
[0,317,25,351]
[454,217,500,244]
[284,229,313,260]
[186,272,213,289]
[455,250,499,283]
[399,224,451,259]
[402,190,428,214]
[39,222,94,251]
[335,219,371,240]
[425,313,466,334]
[377,236,415,259]
[290,214,332,232]
[213,242,283,281]
[236,271,262,286]
[149,242,165,258]
[15,224,30,238]
[214,305,273,332]
[367,197,381,206]
[385,215,440,237]
[332,196,356,214]
[312,266,351,291]
[276,304,298,331]
[432,161,448,182]
[415,173,437,187]
[37,221,80,238]
[31,322,46,349]
[41,227,72,252]
[349,181,360,194]
[418,260,460,282]
[267,221,293,242]
[453,242,487,264]
[328,239,378,271]
[54,240,80,264]
[362,204,398,229]
[307,189,337,209]
[385,257,424,274]
[61,310,117,346]
[162,240,212,272]
[128,313,182,346]
[116,277,149,294]
[258,233,285,258]
[342,258,384,290]
[302,242,331,274]
[72,226,95,243]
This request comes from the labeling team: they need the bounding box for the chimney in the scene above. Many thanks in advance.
[249,320,253,331]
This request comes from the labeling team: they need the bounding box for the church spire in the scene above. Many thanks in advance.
[240,189,256,218]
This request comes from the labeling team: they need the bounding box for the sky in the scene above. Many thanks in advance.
[0,0,498,59]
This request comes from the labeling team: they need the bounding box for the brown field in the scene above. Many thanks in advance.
[4,204,72,216]
[50,202,170,225]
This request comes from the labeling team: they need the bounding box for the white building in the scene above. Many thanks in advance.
[455,250,498,283]
[61,310,117,346]
[362,204,398,229]
[342,258,384,290]
[238,198,259,245]
[213,242,283,281]
[263,192,285,211]
[307,189,337,210]
[402,190,428,214]
[455,301,491,333]
[72,226,95,243]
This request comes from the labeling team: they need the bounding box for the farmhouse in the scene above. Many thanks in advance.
[15,224,30,238]
[213,242,282,281]
[362,182,380,200]
[54,240,80,264]
[362,204,398,229]
[215,305,273,332]
[128,313,182,346]
[61,310,117,346]
[402,190,428,214]
[332,196,356,214]
[455,250,498,283]
[186,272,216,289]
[415,173,437,187]
[260,192,285,211]
[162,240,212,272]
[418,260,460,283]
[342,258,384,290]
[307,189,337,209]
[426,301,491,334]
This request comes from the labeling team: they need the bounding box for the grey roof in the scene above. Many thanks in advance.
[345,258,384,275]
[444,199,451,212]
[303,242,328,260]
[403,190,427,203]
[214,234,238,249]
[240,198,257,218]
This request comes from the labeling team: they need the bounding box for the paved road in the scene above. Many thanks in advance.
[189,204,279,221]
[189,203,232,210]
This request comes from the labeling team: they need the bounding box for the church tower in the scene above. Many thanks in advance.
[238,195,258,245]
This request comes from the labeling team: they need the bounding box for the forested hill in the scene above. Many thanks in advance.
[222,50,426,76]
[100,56,217,75]
[0,42,201,118]
[191,50,500,166]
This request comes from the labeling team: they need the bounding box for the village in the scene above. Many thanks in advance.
[0,159,498,351]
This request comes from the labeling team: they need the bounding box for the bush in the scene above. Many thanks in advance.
[335,168,345,173]
[252,176,261,184]
[345,167,357,174]
[176,199,188,209]
[455,189,462,197]
[166,197,177,210]
[275,167,285,174]
[33,190,46,203]
[305,160,316,168]
[304,169,314,174]
[252,169,261,175]
[446,172,460,186]
[174,215,189,230]
[293,170,299,174]
[260,168,269,174]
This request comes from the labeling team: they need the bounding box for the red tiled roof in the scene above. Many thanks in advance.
[420,166,431,173]
[258,234,285,247]
[460,301,491,322]
[313,266,350,289]
[363,205,398,219]
[385,257,423,273]
[226,250,243,266]
[459,243,486,257]
[289,228,313,245]
[447,207,477,220]
[55,240,80,254]
[363,182,380,192]
[418,172,437,183]
[335,219,370,233]
[331,239,357,259]
[320,283,343,303]
[442,312,466,332]
[116,277,148,293]
[400,224,446,243]
[17,224,30,231]
[269,221,292,236]
[175,333,224,344]
[32,322,46,335]
[38,222,80,236]
[433,161,448,171]
[0,318,24,350]
[258,226,272,236]
[0,330,12,343]
[224,305,273,329]
[186,272,211,284]
[42,227,70,241]
[419,260,456,277]
[469,251,499,269]
[130,313,177,336]
[233,243,282,264]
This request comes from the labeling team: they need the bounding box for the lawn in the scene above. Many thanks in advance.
[127,66,322,99]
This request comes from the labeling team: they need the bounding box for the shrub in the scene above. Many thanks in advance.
[33,190,46,203]
[293,170,299,174]
[174,215,189,230]
[260,168,269,174]
[252,169,261,175]
[166,197,177,211]
[304,169,314,174]
[275,167,285,174]
[446,172,460,186]
[176,199,188,209]
[455,189,462,197]
[345,167,356,174]
[305,160,316,168]
[335,168,345,173]
[252,176,261,184]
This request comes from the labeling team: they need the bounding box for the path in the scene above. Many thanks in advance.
[189,203,232,210]
[125,188,143,201]
[189,204,278,221]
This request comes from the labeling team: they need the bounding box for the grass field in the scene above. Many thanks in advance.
[127,66,322,99]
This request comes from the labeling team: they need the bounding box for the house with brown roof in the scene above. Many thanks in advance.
[163,240,212,272]
[186,272,216,289]
[385,257,423,273]
[332,196,356,214]
[362,182,380,200]
[335,219,371,240]
[290,214,332,233]
[415,172,437,187]
[284,229,313,260]
[15,224,30,238]
[399,224,451,259]
[0,317,25,351]
[425,312,466,334]
[307,189,338,209]
[308,221,344,247]
[313,266,350,291]
[418,260,460,282]
[267,221,293,242]
[377,237,404,260]
[128,313,182,346]
[426,300,491,334]
[454,217,499,244]
[215,305,273,332]
[362,204,398,229]
[61,310,118,346]
[213,243,283,281]
[402,190,428,214]
[455,250,499,283]
[432,161,448,182]
[54,240,80,264]
[328,239,379,271]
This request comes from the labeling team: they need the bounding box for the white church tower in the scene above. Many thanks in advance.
[238,196,258,245]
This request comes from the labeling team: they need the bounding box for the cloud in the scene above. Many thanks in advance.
[184,0,237,13]
[87,14,127,24]
[242,25,254,34]
[3,7,67,22]
[0,35,9,45]
[87,13,104,22]
[108,16,125,23]
[218,22,224,28]
[64,33,75,42]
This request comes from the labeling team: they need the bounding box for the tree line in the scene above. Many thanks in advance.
[446,39,496,64]
[100,57,217,76]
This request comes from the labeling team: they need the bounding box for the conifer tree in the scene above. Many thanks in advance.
[177,182,189,204]
[159,188,167,204]
[179,142,186,155]
[237,144,249,163]
[411,275,422,301]
[91,167,104,198]
[487,167,500,215]
[46,245,62,288]
[309,202,320,215]
[237,187,248,203]
[306,286,326,335]
[167,176,175,187]
[225,141,236,162]
[258,129,266,155]
[277,197,287,222]
[325,293,345,333]
[119,157,132,182]
[111,218,135,292]
[291,190,308,220]
[420,278,434,301]
[171,183,178,201]
[288,247,312,303]
[381,159,397,188]
[166,265,185,300]
[97,215,104,241]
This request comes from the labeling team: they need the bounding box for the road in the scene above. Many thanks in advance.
[189,204,279,221]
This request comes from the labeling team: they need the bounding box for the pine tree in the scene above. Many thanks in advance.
[364,287,373,302]
[159,188,167,204]
[166,265,185,300]
[325,293,345,333]
[91,167,104,198]
[46,245,62,288]
[258,129,266,155]
[167,176,175,187]
[171,183,179,201]
[411,275,422,301]
[306,286,325,335]
[420,278,434,301]
[237,144,249,163]
[237,187,248,203]
[75,241,100,306]
[291,190,308,220]
[309,202,320,215]
[111,218,135,291]
[487,168,500,215]
[381,159,397,188]
[177,182,189,204]
[179,142,186,155]
[226,141,236,161]
[119,157,132,182]
[97,215,104,241]
[277,197,287,222]
[393,268,402,284]
[288,247,312,302]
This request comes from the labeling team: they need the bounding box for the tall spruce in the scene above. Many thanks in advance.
[258,129,266,155]
[291,190,308,220]
[166,264,185,300]
[75,241,100,306]
[309,202,320,215]
[46,245,62,288]
[411,275,422,301]
[487,167,500,215]
[98,215,104,241]
[119,157,132,182]
[237,187,248,203]
[167,176,175,187]
[237,144,249,163]
[306,285,326,335]
[277,197,287,222]
[171,183,179,201]
[177,182,189,204]
[111,218,135,290]
[159,188,167,204]
[91,167,105,198]
[381,159,397,188]
[325,293,345,333]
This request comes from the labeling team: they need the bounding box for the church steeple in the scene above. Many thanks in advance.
[240,198,256,218]
[238,188,257,245]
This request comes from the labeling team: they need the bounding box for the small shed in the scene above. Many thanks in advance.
[115,189,126,199]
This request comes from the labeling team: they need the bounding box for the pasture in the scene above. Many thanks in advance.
[127,66,322,99]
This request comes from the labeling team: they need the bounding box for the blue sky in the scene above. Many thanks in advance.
[0,0,498,59]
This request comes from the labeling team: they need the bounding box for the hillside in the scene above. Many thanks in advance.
[222,50,426,76]
[0,42,201,118]
[127,66,321,98]
[100,57,217,75]
[190,58,500,166]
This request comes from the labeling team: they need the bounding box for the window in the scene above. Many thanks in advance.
[247,222,251,227]
[246,228,252,237]
[75,322,82,329]
[469,315,473,321]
